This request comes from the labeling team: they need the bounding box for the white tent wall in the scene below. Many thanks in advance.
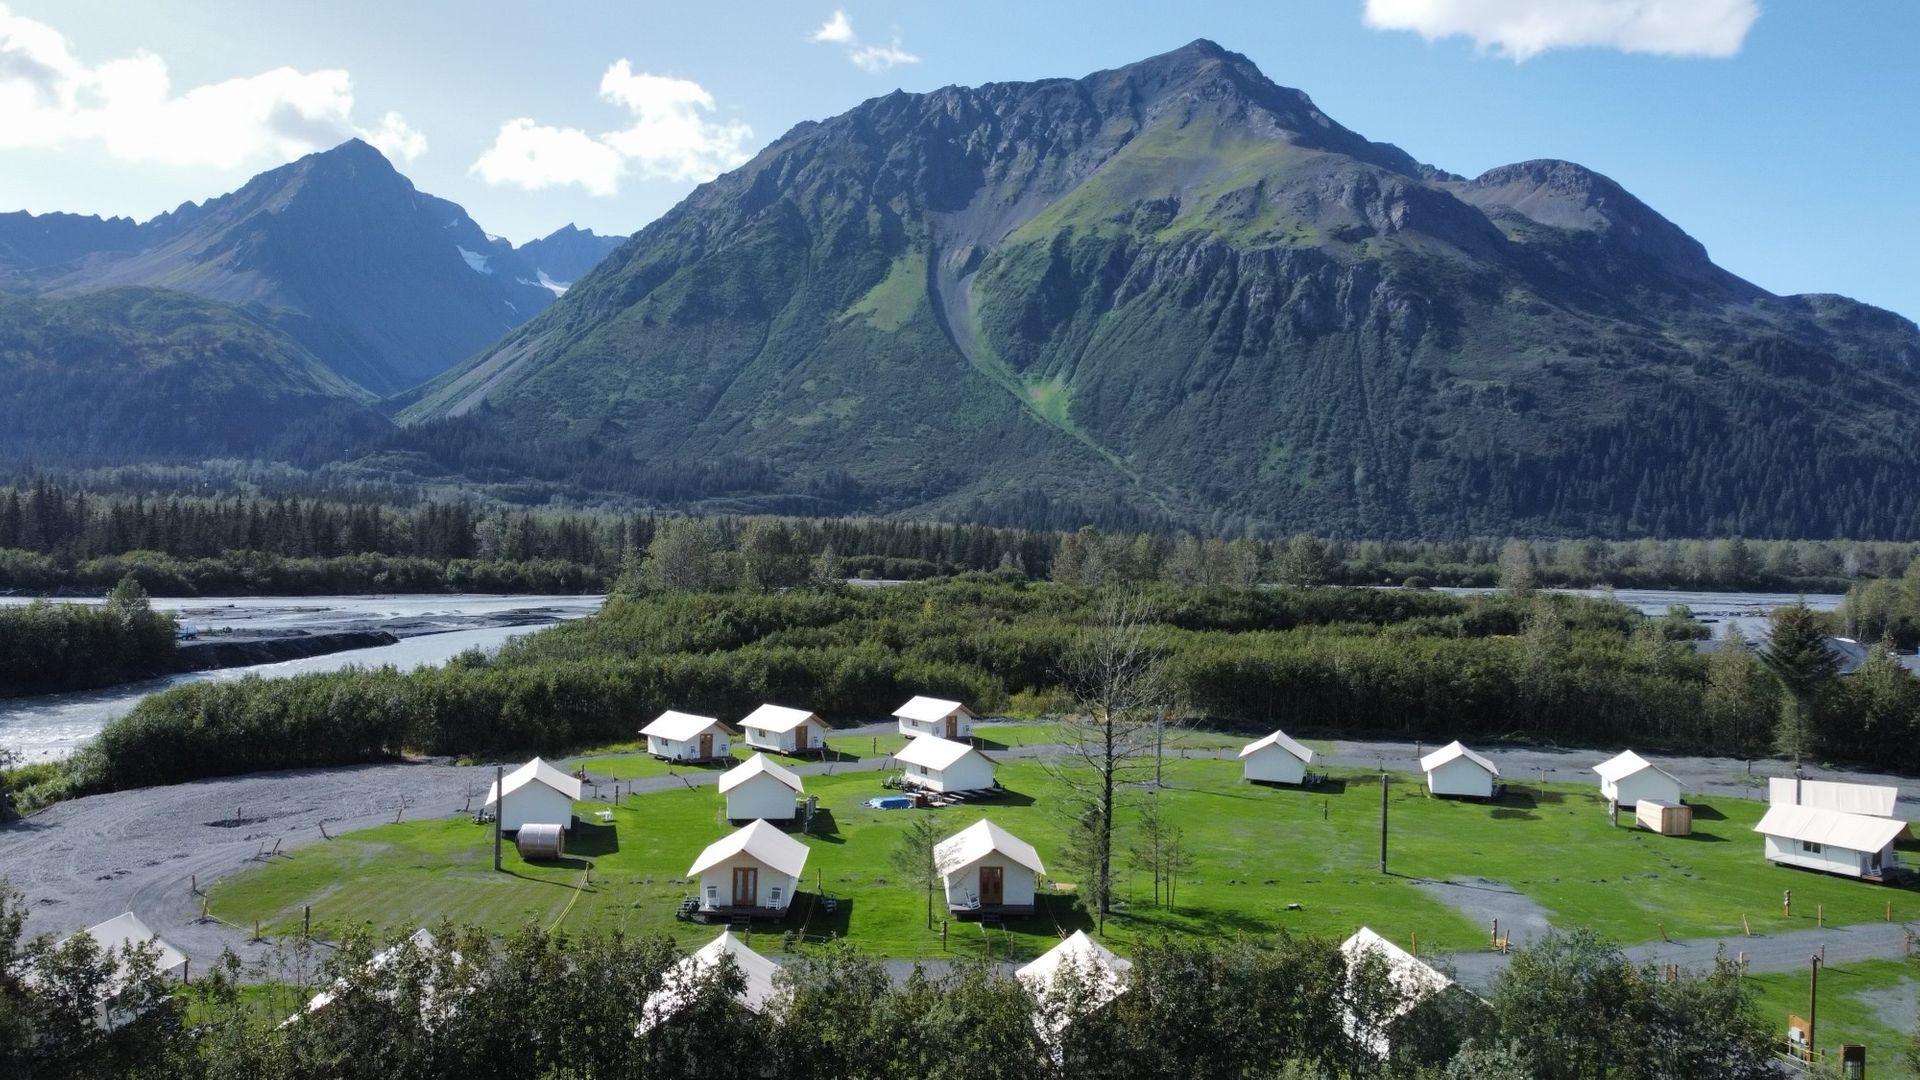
[497,784,574,833]
[695,855,799,913]
[1605,770,1681,809]
[1243,744,1308,785]
[905,753,996,793]
[942,857,1038,912]
[647,732,731,761]
[1761,835,1890,879]
[725,773,800,822]
[1426,757,1493,798]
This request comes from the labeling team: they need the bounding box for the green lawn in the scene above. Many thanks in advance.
[209,759,1920,973]
[1745,958,1919,1072]
[564,744,751,781]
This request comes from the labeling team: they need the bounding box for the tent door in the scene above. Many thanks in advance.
[945,715,957,739]
[732,867,758,908]
[979,865,1004,907]
[699,733,713,759]
[794,726,808,752]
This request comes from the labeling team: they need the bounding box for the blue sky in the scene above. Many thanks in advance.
[2,1,1916,319]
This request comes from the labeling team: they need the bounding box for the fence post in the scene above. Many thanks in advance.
[1742,914,1751,937]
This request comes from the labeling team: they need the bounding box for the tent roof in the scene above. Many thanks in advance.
[639,931,782,1031]
[1340,927,1452,1017]
[893,695,972,723]
[718,753,805,795]
[640,710,727,742]
[1767,777,1900,818]
[895,735,988,772]
[1239,729,1314,763]
[1754,805,1909,853]
[1017,931,1132,998]
[1593,750,1678,787]
[1420,741,1498,777]
[297,929,438,1016]
[936,819,1046,877]
[68,912,187,978]
[688,819,810,878]
[739,704,823,733]
[485,756,582,805]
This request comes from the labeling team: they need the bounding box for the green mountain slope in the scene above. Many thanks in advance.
[407,40,1920,538]
[0,288,391,464]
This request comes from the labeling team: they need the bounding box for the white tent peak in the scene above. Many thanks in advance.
[485,756,583,805]
[893,696,969,723]
[1593,750,1675,785]
[639,931,782,1032]
[739,704,821,733]
[1239,730,1314,763]
[895,735,986,771]
[641,710,727,742]
[1420,741,1498,776]
[935,819,1046,877]
[688,819,810,878]
[718,752,805,795]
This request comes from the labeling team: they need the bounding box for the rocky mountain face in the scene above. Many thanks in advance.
[0,142,624,396]
[408,40,1920,538]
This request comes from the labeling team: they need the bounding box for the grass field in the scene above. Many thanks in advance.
[210,752,1920,972]
[1746,957,1919,1069]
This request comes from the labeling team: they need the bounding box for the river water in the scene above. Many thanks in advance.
[1438,587,1845,641]
[0,594,604,762]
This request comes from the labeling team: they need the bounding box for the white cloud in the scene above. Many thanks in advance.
[809,9,921,72]
[811,10,855,45]
[470,61,753,195]
[0,3,422,168]
[1362,0,1760,61]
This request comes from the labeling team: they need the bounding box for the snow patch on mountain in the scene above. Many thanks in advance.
[457,247,492,275]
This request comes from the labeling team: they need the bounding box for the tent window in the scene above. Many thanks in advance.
[1801,840,1823,854]
[770,885,782,904]
[706,885,719,902]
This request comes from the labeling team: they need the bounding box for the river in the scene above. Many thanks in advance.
[1437,586,1844,640]
[0,594,604,762]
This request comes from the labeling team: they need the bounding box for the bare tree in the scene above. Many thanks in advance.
[1048,594,1177,931]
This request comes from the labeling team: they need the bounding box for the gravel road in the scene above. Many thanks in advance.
[3,728,1913,986]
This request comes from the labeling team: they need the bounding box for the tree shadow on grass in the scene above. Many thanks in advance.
[796,891,853,941]
[1686,803,1728,822]
[1489,808,1539,821]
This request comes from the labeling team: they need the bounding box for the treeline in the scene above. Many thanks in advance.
[4,476,1919,598]
[0,578,175,696]
[0,882,1782,1080]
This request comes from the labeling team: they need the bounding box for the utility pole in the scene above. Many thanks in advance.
[1808,953,1821,1061]
[1379,771,1389,874]
[1154,707,1165,788]
[493,764,504,872]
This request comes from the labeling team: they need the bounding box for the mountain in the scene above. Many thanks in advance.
[407,40,1920,539]
[514,225,626,289]
[0,142,625,396]
[0,288,391,464]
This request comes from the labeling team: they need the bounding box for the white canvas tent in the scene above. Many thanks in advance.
[51,913,187,1029]
[935,819,1046,915]
[1419,742,1498,798]
[641,710,732,761]
[290,929,446,1022]
[894,735,997,793]
[1339,927,1455,1056]
[1017,930,1133,1035]
[687,819,810,914]
[483,756,583,832]
[1239,730,1315,785]
[638,931,782,1033]
[1767,777,1900,818]
[1593,751,1682,808]
[1753,804,1909,880]
[739,704,830,755]
[718,753,805,822]
[893,695,975,739]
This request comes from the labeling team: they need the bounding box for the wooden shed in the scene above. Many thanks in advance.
[1634,800,1693,836]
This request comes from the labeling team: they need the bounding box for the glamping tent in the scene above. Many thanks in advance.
[291,929,445,1022]
[638,931,782,1032]
[718,753,805,822]
[1339,927,1456,1057]
[640,711,732,762]
[1239,730,1315,785]
[687,819,810,917]
[1419,742,1498,798]
[739,704,830,755]
[57,913,188,1028]
[483,757,582,833]
[1753,804,1909,881]
[893,696,975,740]
[1017,931,1133,1013]
[1767,777,1900,817]
[935,819,1046,916]
[894,735,997,793]
[1593,751,1682,808]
